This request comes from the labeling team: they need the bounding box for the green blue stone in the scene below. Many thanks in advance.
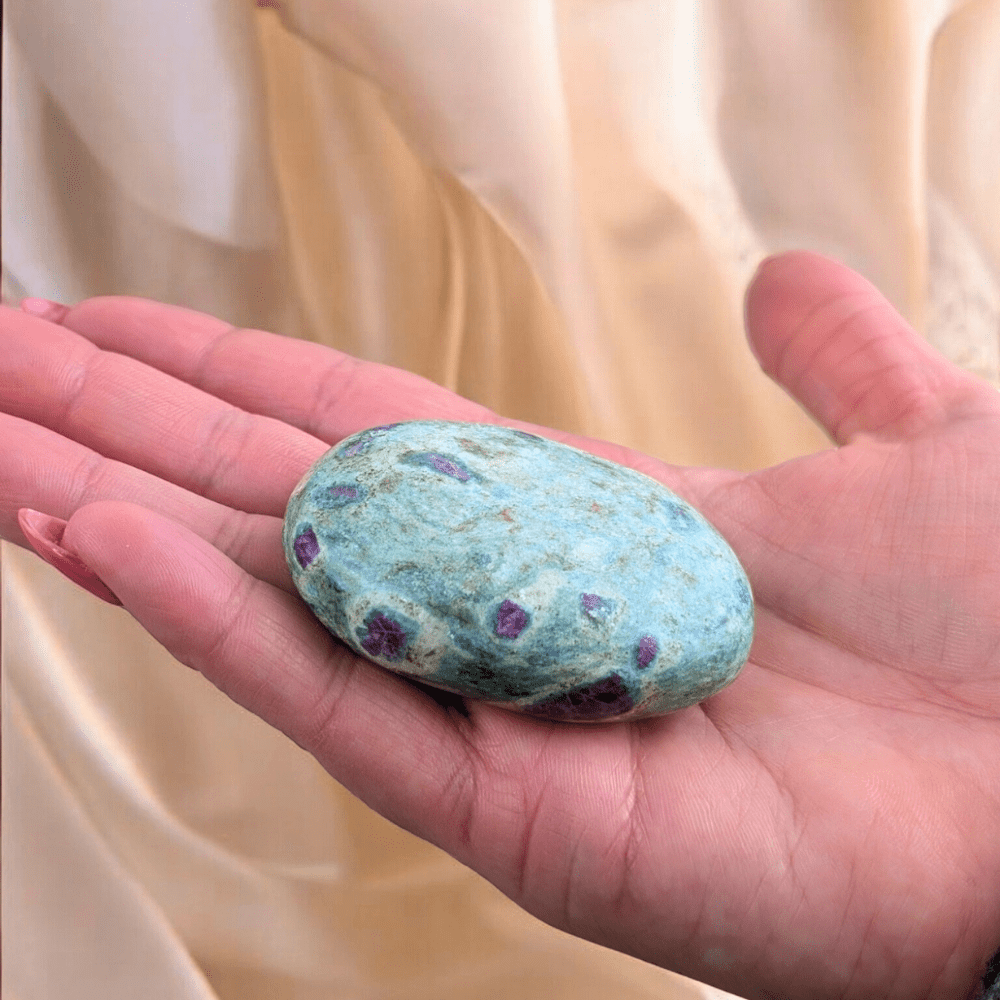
[283,421,753,722]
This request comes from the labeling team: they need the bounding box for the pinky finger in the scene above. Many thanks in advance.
[56,500,478,842]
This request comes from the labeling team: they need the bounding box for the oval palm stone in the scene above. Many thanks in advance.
[283,421,753,722]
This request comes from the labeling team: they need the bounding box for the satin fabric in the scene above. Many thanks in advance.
[3,3,1000,999]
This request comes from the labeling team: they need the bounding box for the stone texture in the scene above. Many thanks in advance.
[283,421,754,722]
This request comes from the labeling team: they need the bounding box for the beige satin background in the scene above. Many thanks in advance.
[3,3,1000,999]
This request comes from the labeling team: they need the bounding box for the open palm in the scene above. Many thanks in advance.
[4,253,1000,1000]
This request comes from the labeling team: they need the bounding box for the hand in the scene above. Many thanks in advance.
[4,253,1000,1000]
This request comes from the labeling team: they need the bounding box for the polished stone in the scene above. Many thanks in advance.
[283,421,753,722]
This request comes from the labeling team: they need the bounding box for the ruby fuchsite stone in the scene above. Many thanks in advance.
[282,421,753,722]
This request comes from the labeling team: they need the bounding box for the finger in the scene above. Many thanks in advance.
[59,499,480,845]
[744,251,984,444]
[0,305,325,516]
[0,413,292,591]
[19,508,122,605]
[43,297,740,500]
[49,296,494,443]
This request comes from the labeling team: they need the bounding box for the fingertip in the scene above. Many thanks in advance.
[61,500,180,581]
[20,297,70,323]
[743,251,855,374]
[743,256,776,366]
[18,507,123,606]
[742,251,985,443]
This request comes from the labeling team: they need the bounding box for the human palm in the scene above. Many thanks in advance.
[4,252,999,1000]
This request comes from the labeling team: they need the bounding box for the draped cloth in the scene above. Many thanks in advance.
[3,2,999,998]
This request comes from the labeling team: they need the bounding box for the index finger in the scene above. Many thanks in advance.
[45,297,729,502]
[51,296,496,442]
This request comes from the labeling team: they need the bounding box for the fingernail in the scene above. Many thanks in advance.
[18,508,123,606]
[20,297,69,321]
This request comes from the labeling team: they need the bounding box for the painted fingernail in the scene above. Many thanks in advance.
[17,508,122,606]
[20,297,69,321]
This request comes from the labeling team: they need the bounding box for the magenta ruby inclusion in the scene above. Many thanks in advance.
[495,600,528,638]
[293,528,320,568]
[361,613,409,660]
[636,635,658,669]
[525,673,634,721]
[428,454,470,481]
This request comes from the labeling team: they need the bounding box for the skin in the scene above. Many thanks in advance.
[3,252,1000,999]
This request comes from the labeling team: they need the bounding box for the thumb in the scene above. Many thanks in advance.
[745,251,979,444]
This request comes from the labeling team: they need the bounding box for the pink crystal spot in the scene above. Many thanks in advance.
[636,635,658,669]
[428,454,470,481]
[495,600,528,639]
[361,613,409,661]
[293,528,319,568]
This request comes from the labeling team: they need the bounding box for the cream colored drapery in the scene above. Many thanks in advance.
[4,2,1000,999]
